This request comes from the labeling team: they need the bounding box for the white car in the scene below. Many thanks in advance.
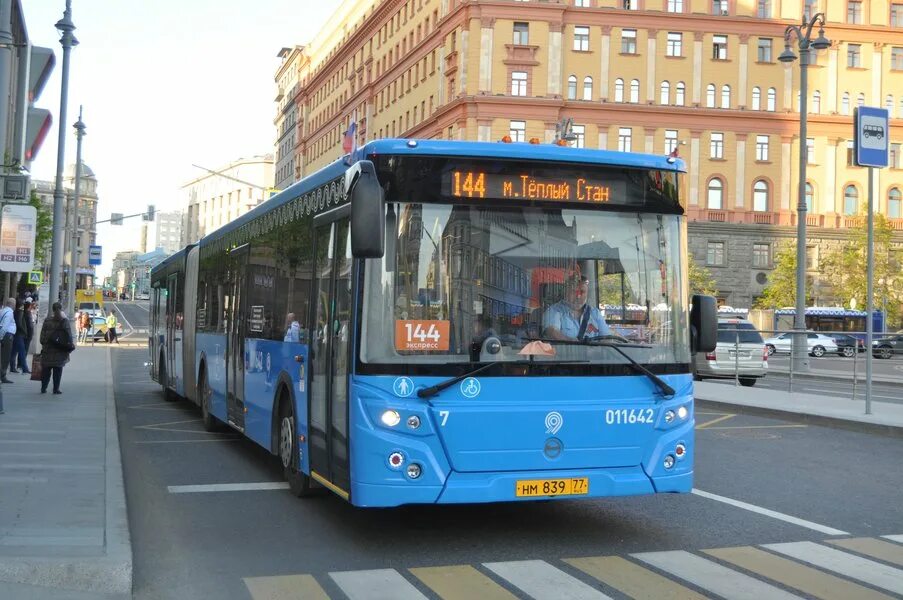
[763,332,838,358]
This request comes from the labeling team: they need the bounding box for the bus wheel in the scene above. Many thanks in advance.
[199,369,220,432]
[279,397,314,497]
[159,359,177,402]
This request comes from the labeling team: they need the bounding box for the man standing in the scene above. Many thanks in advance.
[9,301,30,374]
[0,298,17,383]
[106,310,119,344]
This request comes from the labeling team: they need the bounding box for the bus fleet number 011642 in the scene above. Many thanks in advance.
[605,408,655,425]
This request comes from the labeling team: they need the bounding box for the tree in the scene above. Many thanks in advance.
[820,214,902,323]
[688,253,718,297]
[29,189,53,267]
[754,241,811,309]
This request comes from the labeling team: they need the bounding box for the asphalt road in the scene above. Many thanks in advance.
[112,349,903,599]
[108,300,150,338]
[707,372,903,404]
[768,354,903,379]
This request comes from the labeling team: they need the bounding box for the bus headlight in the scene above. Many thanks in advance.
[664,410,675,423]
[381,410,401,427]
[677,406,689,420]
[663,455,675,469]
[406,463,422,479]
[406,415,421,429]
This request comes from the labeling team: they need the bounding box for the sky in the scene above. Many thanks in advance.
[24,0,343,278]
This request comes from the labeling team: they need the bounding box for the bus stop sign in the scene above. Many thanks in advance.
[854,106,889,168]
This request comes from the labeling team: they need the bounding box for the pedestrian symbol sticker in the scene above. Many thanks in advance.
[460,377,481,398]
[393,377,414,397]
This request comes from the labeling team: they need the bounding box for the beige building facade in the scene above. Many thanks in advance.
[281,0,903,310]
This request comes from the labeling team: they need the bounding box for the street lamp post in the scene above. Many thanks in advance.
[778,14,831,374]
[66,107,86,318]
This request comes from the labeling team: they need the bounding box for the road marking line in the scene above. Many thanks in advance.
[168,482,289,493]
[632,550,803,600]
[410,565,517,600]
[704,546,894,600]
[565,555,708,600]
[330,568,427,600]
[883,535,903,544]
[826,538,903,567]
[703,424,808,430]
[0,476,49,483]
[244,574,329,600]
[695,414,736,429]
[483,559,612,599]
[135,438,241,444]
[691,489,849,535]
[763,541,903,594]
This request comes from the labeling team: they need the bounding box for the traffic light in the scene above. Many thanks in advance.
[23,46,55,164]
[143,204,155,222]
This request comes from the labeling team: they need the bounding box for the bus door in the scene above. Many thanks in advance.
[309,214,352,494]
[227,245,249,431]
[165,273,178,388]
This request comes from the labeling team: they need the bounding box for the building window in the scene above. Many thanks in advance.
[848,44,861,68]
[721,84,731,108]
[857,92,865,108]
[621,29,638,54]
[511,71,527,96]
[712,35,728,60]
[666,32,682,56]
[887,94,895,117]
[842,92,851,115]
[889,188,902,218]
[844,185,859,215]
[712,0,728,15]
[891,143,902,169]
[567,75,578,100]
[804,0,819,20]
[707,241,725,265]
[614,78,625,102]
[667,0,683,12]
[812,90,821,113]
[574,26,590,51]
[665,129,678,154]
[675,81,686,105]
[757,0,771,17]
[847,140,856,165]
[622,0,638,8]
[756,135,770,161]
[892,47,903,70]
[893,3,903,27]
[847,1,862,23]
[629,79,640,103]
[752,86,761,110]
[572,124,586,148]
[757,38,772,62]
[767,87,776,111]
[660,80,671,105]
[509,120,526,142]
[583,76,593,100]
[618,127,632,152]
[710,132,724,159]
[753,180,769,211]
[707,179,724,209]
[513,22,529,45]
[574,0,590,6]
[805,182,814,211]
[807,137,816,164]
[752,243,771,267]
[706,84,716,108]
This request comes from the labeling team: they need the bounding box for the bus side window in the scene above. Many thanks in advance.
[273,218,314,343]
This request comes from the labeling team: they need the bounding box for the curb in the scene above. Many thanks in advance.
[766,368,903,385]
[696,397,903,438]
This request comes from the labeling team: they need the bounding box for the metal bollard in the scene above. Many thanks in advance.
[734,328,740,387]
[852,343,858,401]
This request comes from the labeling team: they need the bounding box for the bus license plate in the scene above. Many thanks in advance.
[515,478,589,497]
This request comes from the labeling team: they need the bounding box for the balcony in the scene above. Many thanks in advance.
[705,210,727,222]
[890,218,903,231]
[806,214,822,227]
[843,216,865,228]
[752,213,772,225]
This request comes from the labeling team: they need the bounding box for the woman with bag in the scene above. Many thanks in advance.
[38,302,75,395]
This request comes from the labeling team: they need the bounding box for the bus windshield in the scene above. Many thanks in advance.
[361,203,689,368]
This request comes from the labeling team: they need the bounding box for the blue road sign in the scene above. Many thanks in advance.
[854,106,889,168]
[88,244,102,266]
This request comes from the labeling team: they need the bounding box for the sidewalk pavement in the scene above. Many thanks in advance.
[767,364,903,385]
[695,380,903,435]
[0,347,132,598]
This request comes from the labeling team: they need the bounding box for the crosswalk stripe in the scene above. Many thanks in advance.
[827,538,903,567]
[632,550,803,600]
[882,535,903,544]
[704,546,894,600]
[409,565,517,600]
[764,541,903,595]
[483,559,612,600]
[243,574,329,600]
[565,555,708,600]
[329,568,427,600]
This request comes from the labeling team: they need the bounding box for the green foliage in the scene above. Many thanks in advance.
[29,189,53,267]
[687,254,718,297]
[754,241,810,309]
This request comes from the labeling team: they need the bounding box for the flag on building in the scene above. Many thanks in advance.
[342,116,358,164]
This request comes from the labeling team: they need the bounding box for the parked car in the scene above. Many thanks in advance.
[137,292,150,301]
[694,318,767,386]
[762,332,838,357]
[872,334,903,359]
[829,333,866,358]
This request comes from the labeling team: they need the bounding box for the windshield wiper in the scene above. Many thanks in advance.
[417,359,588,399]
[525,337,675,397]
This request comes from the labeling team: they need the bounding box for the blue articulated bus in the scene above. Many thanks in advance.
[150,139,716,507]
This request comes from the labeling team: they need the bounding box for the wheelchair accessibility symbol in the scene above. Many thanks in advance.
[460,377,481,398]
[393,377,414,397]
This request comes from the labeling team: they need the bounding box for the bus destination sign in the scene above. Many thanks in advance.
[443,170,628,204]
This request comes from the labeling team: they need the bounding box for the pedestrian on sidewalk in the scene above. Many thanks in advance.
[9,300,30,374]
[0,298,16,383]
[24,298,36,361]
[38,302,75,395]
[106,310,119,344]
[77,310,91,344]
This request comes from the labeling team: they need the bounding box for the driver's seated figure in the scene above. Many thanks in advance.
[542,274,612,341]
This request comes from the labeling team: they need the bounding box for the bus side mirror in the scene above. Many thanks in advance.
[690,294,717,354]
[346,160,385,258]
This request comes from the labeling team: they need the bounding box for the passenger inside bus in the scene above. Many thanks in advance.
[542,273,614,341]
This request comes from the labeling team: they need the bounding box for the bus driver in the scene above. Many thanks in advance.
[542,274,613,342]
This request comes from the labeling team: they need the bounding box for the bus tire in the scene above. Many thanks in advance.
[278,393,314,498]
[159,357,178,402]
[199,367,220,432]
